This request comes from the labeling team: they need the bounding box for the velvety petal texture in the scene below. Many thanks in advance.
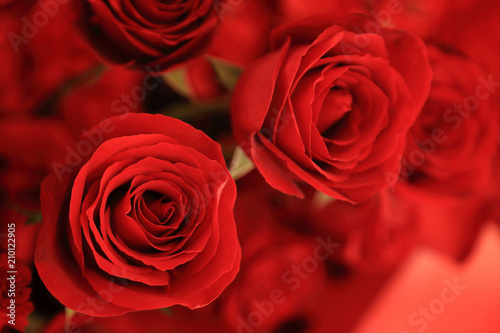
[231,14,433,203]
[80,0,218,71]
[35,114,241,316]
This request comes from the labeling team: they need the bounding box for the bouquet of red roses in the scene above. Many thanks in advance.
[1,1,500,332]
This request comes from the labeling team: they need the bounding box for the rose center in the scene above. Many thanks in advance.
[316,86,353,137]
[142,191,177,225]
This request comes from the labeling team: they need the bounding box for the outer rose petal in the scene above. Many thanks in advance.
[36,173,132,316]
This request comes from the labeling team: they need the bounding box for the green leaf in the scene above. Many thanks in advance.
[312,191,336,210]
[83,64,108,86]
[33,64,107,117]
[25,313,48,333]
[65,308,76,330]
[163,68,191,98]
[229,146,254,181]
[161,99,230,121]
[12,207,42,225]
[26,211,42,225]
[160,307,174,317]
[207,56,243,91]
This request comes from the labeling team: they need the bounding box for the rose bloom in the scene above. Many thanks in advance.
[79,0,218,71]
[35,114,241,316]
[431,0,500,79]
[223,175,327,331]
[395,46,499,259]
[231,14,432,203]
[312,191,417,271]
[237,173,416,271]
[207,0,273,67]
[0,3,96,115]
[223,240,326,332]
[401,46,498,195]
[0,253,32,331]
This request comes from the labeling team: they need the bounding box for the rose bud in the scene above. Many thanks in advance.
[231,14,432,203]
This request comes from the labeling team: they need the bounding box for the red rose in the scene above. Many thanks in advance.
[35,114,241,316]
[235,174,416,271]
[391,46,498,260]
[231,14,432,203]
[222,240,326,332]
[80,0,218,72]
[207,0,273,67]
[431,0,500,79]
[0,4,96,115]
[223,174,327,332]
[0,118,75,210]
[312,191,417,270]
[400,46,498,195]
